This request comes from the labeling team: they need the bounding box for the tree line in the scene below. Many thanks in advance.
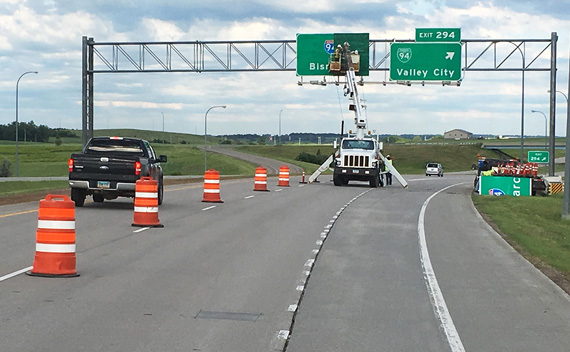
[0,121,77,142]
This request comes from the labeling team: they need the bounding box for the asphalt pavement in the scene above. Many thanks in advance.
[1,173,569,351]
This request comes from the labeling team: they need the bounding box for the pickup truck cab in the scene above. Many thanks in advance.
[68,136,166,207]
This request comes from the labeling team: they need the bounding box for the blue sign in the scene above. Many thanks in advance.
[324,39,334,54]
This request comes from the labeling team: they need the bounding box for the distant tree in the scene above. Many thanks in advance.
[0,158,12,177]
[257,136,266,145]
[55,136,62,146]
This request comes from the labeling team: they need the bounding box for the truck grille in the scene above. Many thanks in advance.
[344,154,370,167]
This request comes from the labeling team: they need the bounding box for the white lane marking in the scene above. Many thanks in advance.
[244,195,254,199]
[0,266,33,282]
[418,183,466,352]
[202,205,216,211]
[275,189,282,192]
[288,304,298,312]
[277,330,290,340]
[133,227,149,233]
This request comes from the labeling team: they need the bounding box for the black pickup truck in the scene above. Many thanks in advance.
[68,136,167,207]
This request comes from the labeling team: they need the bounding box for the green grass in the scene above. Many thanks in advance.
[472,194,570,274]
[0,180,69,196]
[0,143,256,177]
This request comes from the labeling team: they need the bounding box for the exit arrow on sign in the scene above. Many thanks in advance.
[445,52,455,60]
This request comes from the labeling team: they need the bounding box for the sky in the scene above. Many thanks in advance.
[1,0,570,138]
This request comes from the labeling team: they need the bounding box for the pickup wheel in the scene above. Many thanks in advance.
[93,193,104,203]
[158,178,164,205]
[71,188,86,207]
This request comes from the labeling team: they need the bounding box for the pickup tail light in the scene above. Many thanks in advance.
[135,161,141,176]
[68,158,74,172]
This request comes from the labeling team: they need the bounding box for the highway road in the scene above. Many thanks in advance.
[1,173,570,351]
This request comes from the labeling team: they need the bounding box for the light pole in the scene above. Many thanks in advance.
[508,42,526,164]
[204,105,227,172]
[562,52,570,219]
[531,110,547,149]
[15,71,38,177]
[279,109,283,145]
[162,112,165,144]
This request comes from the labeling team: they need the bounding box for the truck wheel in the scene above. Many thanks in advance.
[158,178,164,205]
[71,188,86,207]
[333,176,343,186]
[369,175,379,188]
[93,193,104,203]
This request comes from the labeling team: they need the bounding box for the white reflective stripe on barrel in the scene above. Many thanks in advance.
[36,243,76,253]
[37,220,76,230]
[135,192,158,198]
[134,206,159,213]
[254,181,267,184]
[204,179,220,184]
[203,189,220,193]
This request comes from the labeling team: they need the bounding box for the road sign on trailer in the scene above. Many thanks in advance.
[390,42,462,81]
[416,28,461,42]
[528,151,550,163]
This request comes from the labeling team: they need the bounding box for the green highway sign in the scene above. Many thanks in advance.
[416,28,461,42]
[296,33,369,76]
[528,151,550,163]
[389,42,461,81]
[480,176,532,197]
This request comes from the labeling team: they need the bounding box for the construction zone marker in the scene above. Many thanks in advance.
[132,176,163,228]
[202,169,223,203]
[278,165,290,187]
[254,166,270,192]
[27,194,79,278]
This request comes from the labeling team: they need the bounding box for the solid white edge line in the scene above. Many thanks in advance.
[0,266,33,282]
[418,182,466,352]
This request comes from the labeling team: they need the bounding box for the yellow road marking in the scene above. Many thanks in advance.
[0,209,38,218]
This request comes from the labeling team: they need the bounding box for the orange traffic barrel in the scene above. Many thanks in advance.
[202,169,223,203]
[253,166,270,191]
[132,177,163,228]
[27,194,79,277]
[278,165,290,187]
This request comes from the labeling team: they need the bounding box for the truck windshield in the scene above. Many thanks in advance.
[86,139,144,155]
[342,140,374,150]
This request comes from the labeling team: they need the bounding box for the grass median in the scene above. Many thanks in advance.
[472,193,570,293]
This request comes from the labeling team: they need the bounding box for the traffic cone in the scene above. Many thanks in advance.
[202,169,223,203]
[278,165,290,187]
[27,194,79,277]
[132,177,163,228]
[299,169,307,184]
[253,166,270,191]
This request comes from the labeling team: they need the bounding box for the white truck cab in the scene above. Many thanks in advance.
[333,135,383,187]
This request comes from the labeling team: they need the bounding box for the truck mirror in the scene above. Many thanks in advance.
[158,155,167,163]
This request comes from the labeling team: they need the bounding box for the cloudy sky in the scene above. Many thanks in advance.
[1,0,570,138]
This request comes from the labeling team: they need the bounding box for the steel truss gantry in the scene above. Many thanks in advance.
[82,34,558,172]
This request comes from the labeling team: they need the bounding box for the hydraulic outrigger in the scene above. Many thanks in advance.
[309,42,407,188]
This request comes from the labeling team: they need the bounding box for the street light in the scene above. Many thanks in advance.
[279,109,283,145]
[531,110,547,149]
[507,42,525,164]
[204,105,227,172]
[15,71,38,177]
[162,112,165,144]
